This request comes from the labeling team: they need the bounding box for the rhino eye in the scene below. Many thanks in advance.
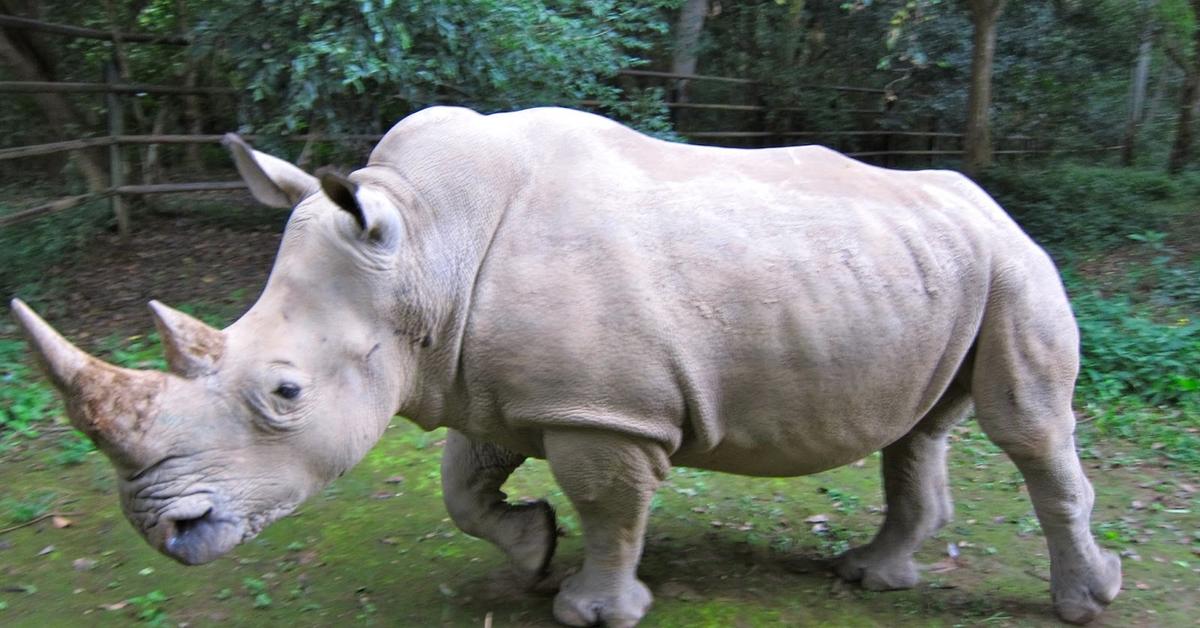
[274,382,301,400]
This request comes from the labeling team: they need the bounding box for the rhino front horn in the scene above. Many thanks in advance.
[10,299,165,466]
[10,299,94,390]
[148,301,224,378]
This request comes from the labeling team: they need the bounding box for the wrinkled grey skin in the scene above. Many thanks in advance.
[13,107,1120,627]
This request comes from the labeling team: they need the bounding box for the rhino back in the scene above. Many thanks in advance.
[456,108,1044,475]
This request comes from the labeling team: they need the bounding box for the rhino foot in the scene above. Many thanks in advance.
[833,547,919,591]
[500,499,559,581]
[1053,549,1121,625]
[552,571,652,628]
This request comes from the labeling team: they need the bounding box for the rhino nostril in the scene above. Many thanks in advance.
[169,507,213,546]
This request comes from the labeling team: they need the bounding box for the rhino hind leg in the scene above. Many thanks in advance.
[971,279,1120,625]
[544,429,670,628]
[441,430,558,580]
[834,385,971,590]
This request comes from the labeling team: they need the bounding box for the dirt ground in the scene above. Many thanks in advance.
[6,193,286,346]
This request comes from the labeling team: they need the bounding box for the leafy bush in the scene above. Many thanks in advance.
[0,193,111,296]
[1067,271,1199,464]
[978,165,1197,253]
[1070,283,1200,408]
[194,0,681,141]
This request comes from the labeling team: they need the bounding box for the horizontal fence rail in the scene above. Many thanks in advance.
[0,81,236,95]
[0,14,189,45]
[616,69,889,94]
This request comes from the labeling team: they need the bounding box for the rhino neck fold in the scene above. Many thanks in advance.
[354,158,527,432]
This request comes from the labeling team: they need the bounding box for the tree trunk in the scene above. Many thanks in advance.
[1168,0,1200,174]
[1122,0,1158,167]
[670,0,708,104]
[0,27,107,191]
[175,0,204,171]
[963,0,1006,177]
[1167,72,1200,174]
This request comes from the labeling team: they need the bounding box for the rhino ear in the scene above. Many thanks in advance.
[223,133,317,208]
[317,169,402,249]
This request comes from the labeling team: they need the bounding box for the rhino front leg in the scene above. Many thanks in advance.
[441,429,558,579]
[544,429,670,628]
[835,389,971,590]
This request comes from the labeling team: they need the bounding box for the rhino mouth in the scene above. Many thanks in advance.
[160,504,247,565]
[153,499,300,565]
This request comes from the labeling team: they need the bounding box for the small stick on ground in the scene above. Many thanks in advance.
[0,512,83,536]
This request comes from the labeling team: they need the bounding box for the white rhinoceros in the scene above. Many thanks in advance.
[11,106,1120,627]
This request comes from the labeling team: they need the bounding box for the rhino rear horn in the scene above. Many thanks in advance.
[10,299,166,464]
[149,301,225,378]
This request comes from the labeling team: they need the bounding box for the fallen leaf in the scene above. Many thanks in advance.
[1130,500,1145,510]
[37,545,55,556]
[73,558,98,572]
[804,514,830,524]
[1135,582,1150,590]
[384,475,405,484]
[100,601,128,611]
[52,516,73,529]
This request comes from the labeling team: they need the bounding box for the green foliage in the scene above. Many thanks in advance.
[192,0,680,142]
[52,433,96,467]
[1070,279,1200,408]
[1,490,57,524]
[978,165,1199,252]
[127,589,170,626]
[0,339,59,447]
[0,194,111,297]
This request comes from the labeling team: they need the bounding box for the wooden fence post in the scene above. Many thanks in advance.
[105,58,129,241]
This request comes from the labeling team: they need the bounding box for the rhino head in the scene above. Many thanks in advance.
[10,136,423,565]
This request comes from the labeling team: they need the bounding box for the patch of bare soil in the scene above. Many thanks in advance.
[7,194,286,349]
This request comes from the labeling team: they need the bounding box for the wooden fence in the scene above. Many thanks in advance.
[0,14,1114,236]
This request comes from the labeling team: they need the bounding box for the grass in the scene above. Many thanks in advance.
[0,419,1193,627]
